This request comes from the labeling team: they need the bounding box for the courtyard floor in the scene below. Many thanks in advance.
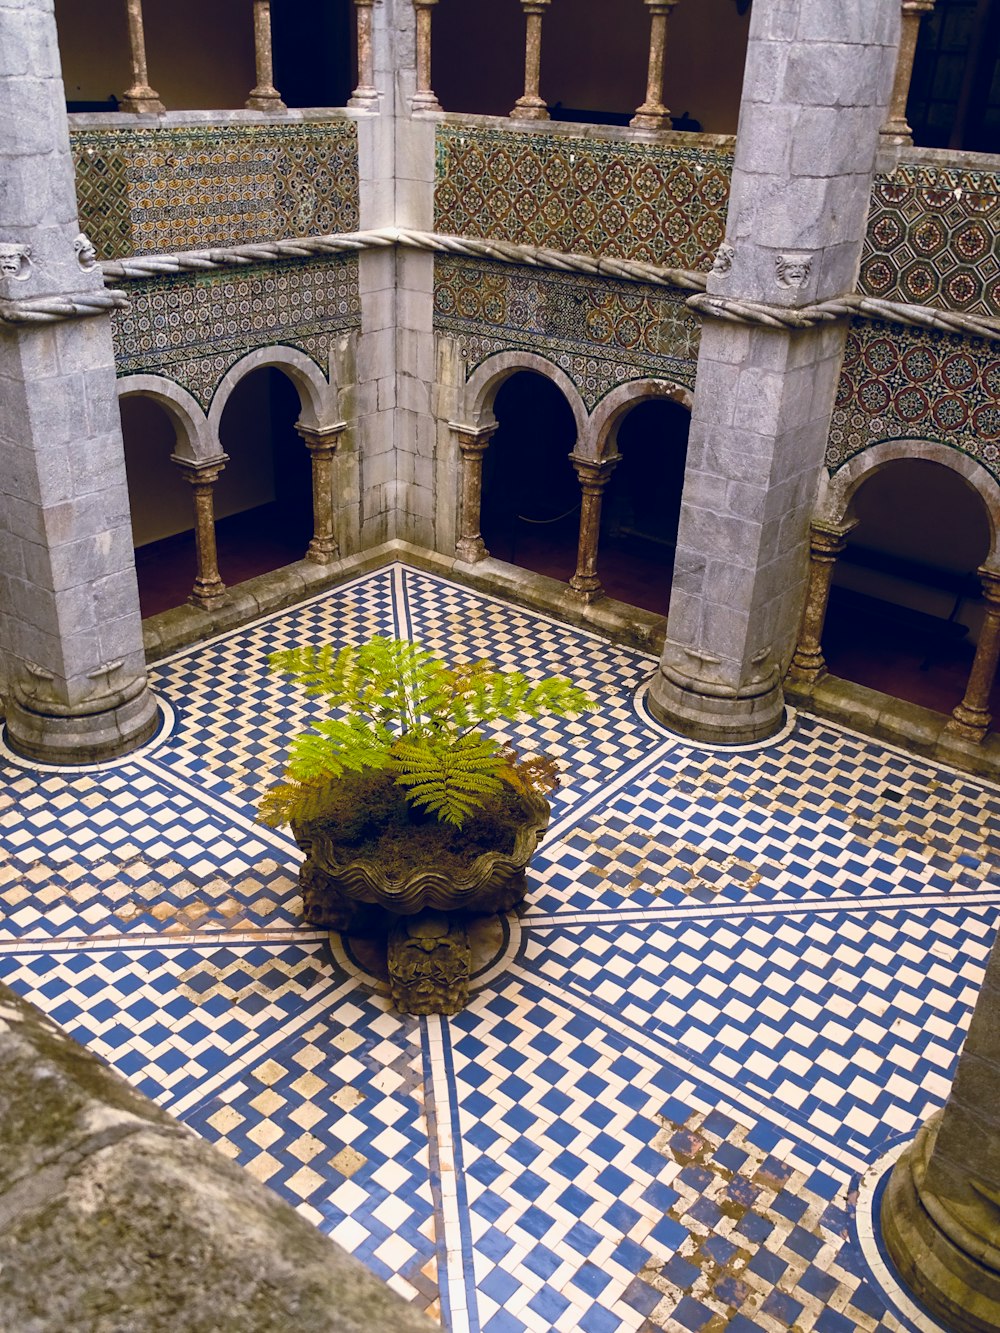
[1,563,997,1333]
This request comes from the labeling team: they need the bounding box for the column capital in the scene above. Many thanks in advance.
[901,0,936,14]
[642,0,680,13]
[809,517,859,558]
[569,452,620,487]
[171,453,229,485]
[519,0,552,11]
[450,421,498,451]
[295,421,347,454]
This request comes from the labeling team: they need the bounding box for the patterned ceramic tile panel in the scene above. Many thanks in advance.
[435,126,732,272]
[860,161,1000,318]
[435,257,699,410]
[111,255,360,409]
[71,120,359,260]
[827,318,1000,484]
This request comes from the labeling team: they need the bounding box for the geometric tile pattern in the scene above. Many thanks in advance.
[111,255,360,411]
[435,257,699,410]
[828,317,1000,485]
[1,563,997,1332]
[71,120,359,260]
[435,126,733,273]
[861,163,1000,318]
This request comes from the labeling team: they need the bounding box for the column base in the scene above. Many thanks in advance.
[786,649,827,686]
[189,579,228,612]
[630,106,672,130]
[119,89,165,115]
[648,658,785,745]
[5,675,160,766]
[348,87,381,110]
[305,539,340,566]
[411,90,442,112]
[945,707,991,745]
[455,537,488,564]
[246,90,286,112]
[883,1116,1000,1333]
[568,573,604,602]
[510,97,549,120]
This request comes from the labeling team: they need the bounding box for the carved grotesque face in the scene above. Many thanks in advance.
[0,243,29,278]
[775,254,811,289]
[711,243,735,276]
[74,233,97,270]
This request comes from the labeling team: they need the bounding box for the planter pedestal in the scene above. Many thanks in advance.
[388,912,471,1015]
[293,794,549,1014]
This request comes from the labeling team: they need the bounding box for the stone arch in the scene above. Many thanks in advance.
[207,346,334,436]
[460,351,588,443]
[116,375,215,463]
[587,377,694,461]
[818,441,1000,571]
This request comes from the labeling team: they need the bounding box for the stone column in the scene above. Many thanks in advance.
[348,0,380,109]
[297,423,346,565]
[944,568,1000,744]
[568,454,619,601]
[0,0,159,763]
[453,423,497,564]
[647,0,899,745]
[786,520,856,683]
[882,924,1000,1331]
[510,0,551,121]
[411,0,441,111]
[881,0,936,144]
[631,0,680,131]
[174,457,228,611]
[119,0,164,115]
[246,0,286,112]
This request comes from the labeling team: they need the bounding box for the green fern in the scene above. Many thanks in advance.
[259,636,595,829]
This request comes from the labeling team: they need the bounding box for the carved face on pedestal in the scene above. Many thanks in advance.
[775,253,812,289]
[74,233,98,271]
[388,914,471,1015]
[0,243,31,280]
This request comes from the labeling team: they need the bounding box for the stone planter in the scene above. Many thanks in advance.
[292,791,551,1014]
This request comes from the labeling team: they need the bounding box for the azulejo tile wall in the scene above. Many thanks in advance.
[435,257,699,411]
[860,161,1000,318]
[435,127,732,273]
[112,257,360,410]
[828,319,1000,484]
[72,120,360,261]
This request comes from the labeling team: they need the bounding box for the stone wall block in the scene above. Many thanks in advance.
[797,0,898,48]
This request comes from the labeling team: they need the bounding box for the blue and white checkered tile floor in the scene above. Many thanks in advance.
[1,562,998,1331]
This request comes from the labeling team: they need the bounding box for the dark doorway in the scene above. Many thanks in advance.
[215,367,314,587]
[481,371,580,584]
[599,398,690,616]
[823,458,998,716]
[120,394,198,618]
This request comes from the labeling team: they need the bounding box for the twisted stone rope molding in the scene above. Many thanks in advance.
[689,290,1000,342]
[100,226,710,293]
[0,288,131,326]
[9,226,998,343]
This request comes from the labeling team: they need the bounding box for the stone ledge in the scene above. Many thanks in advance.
[785,674,1000,783]
[0,982,437,1333]
[140,543,669,664]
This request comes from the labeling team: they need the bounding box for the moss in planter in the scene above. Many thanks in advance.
[299,771,532,879]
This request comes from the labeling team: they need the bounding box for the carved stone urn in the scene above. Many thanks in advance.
[292,791,551,1014]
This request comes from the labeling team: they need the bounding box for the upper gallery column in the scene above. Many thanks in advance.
[647,0,899,744]
[0,0,159,762]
